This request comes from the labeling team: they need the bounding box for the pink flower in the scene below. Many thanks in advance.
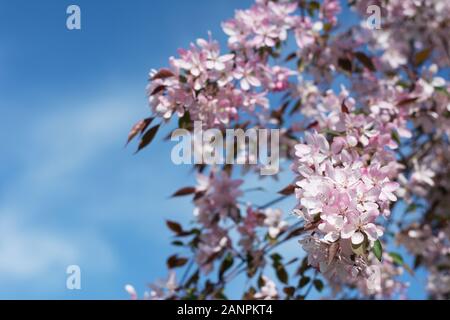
[234,63,262,91]
[341,211,383,244]
[295,132,330,167]
[254,276,278,300]
[263,208,288,238]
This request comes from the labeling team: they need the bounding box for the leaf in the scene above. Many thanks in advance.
[298,276,310,289]
[257,274,265,289]
[284,52,297,62]
[406,203,418,214]
[414,255,423,269]
[178,111,191,130]
[307,1,320,15]
[185,270,199,288]
[278,184,296,196]
[166,220,183,234]
[135,124,160,153]
[171,240,184,247]
[391,130,401,145]
[313,279,324,292]
[289,99,302,115]
[373,240,383,262]
[396,96,419,106]
[283,286,296,297]
[126,117,154,146]
[171,187,196,197]
[338,57,352,73]
[354,51,376,72]
[389,252,404,266]
[341,100,350,114]
[297,257,309,276]
[150,85,166,96]
[351,240,368,257]
[243,287,257,300]
[275,265,289,285]
[219,253,234,280]
[414,48,431,66]
[151,68,175,81]
[270,253,283,263]
[167,255,188,269]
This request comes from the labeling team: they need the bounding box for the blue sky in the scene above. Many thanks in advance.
[0,0,426,299]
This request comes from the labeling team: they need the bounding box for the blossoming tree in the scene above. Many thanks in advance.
[126,0,450,299]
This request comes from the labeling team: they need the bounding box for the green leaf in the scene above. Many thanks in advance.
[351,240,368,257]
[391,130,401,145]
[219,253,234,280]
[389,252,404,266]
[373,240,383,262]
[406,203,418,214]
[171,240,184,247]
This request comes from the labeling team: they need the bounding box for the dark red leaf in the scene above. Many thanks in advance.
[396,97,419,106]
[150,85,166,96]
[126,117,154,146]
[171,187,196,197]
[166,220,183,234]
[354,51,376,72]
[151,68,175,81]
[167,255,188,268]
[414,48,431,66]
[341,100,349,114]
[338,57,352,73]
[135,124,160,153]
[278,184,296,196]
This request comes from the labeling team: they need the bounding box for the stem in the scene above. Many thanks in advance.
[258,195,289,210]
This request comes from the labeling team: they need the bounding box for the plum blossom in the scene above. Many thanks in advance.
[254,276,278,300]
[130,0,450,300]
[263,208,288,238]
[125,271,177,300]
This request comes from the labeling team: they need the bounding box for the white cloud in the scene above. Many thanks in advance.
[0,213,116,280]
[0,90,145,288]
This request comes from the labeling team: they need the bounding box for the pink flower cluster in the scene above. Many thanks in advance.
[222,0,297,50]
[131,0,450,300]
[192,171,288,274]
[193,172,243,273]
[294,89,402,285]
[147,0,300,129]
